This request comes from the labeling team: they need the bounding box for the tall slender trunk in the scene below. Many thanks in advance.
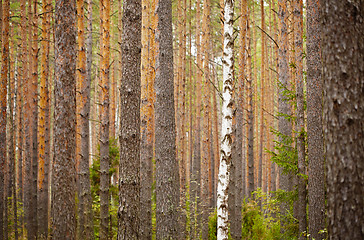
[38,0,51,237]
[230,1,247,238]
[277,0,292,192]
[270,0,278,192]
[155,0,181,236]
[0,0,8,237]
[217,0,234,238]
[24,0,34,237]
[8,33,18,239]
[18,1,28,235]
[52,0,77,238]
[77,0,94,238]
[118,0,141,238]
[140,0,153,237]
[177,0,187,234]
[201,0,211,236]
[191,0,202,236]
[258,0,265,191]
[293,0,307,238]
[99,0,111,238]
[212,66,220,207]
[307,0,325,239]
[29,1,39,238]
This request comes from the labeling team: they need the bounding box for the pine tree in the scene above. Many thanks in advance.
[321,1,364,239]
[155,0,181,236]
[118,0,141,237]
[0,0,9,238]
[77,0,94,238]
[38,0,51,237]
[52,0,77,238]
[307,0,325,238]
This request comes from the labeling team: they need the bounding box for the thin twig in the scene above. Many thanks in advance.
[256,25,279,48]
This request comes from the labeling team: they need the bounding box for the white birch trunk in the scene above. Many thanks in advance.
[217,0,234,238]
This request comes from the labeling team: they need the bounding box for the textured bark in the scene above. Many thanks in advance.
[38,0,51,237]
[246,1,255,199]
[178,0,187,233]
[270,0,278,192]
[99,0,111,238]
[307,0,325,239]
[293,0,307,238]
[258,0,266,191]
[277,0,292,192]
[24,1,33,237]
[118,0,141,237]
[212,68,220,207]
[0,0,9,237]
[86,0,93,158]
[18,1,28,235]
[30,1,39,238]
[52,0,77,238]
[230,1,247,238]
[321,1,364,239]
[140,0,153,237]
[201,0,211,236]
[9,35,18,240]
[155,0,181,236]
[191,0,202,236]
[77,0,94,238]
[217,0,234,238]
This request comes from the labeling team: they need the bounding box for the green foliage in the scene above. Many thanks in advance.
[268,128,298,175]
[207,189,299,240]
[90,137,120,239]
[6,195,24,240]
[208,210,217,240]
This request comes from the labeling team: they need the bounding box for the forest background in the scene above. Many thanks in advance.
[0,0,363,239]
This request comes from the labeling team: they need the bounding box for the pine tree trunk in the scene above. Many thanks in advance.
[118,0,141,237]
[155,0,181,236]
[87,0,93,159]
[30,1,39,238]
[99,0,111,238]
[246,1,255,199]
[270,0,278,192]
[38,0,51,237]
[8,34,18,239]
[140,0,153,236]
[191,0,202,236]
[217,0,234,238]
[293,0,307,238]
[77,0,94,238]
[18,1,27,234]
[307,0,325,238]
[277,0,292,193]
[258,0,265,192]
[52,0,77,238]
[201,0,211,236]
[0,0,9,237]
[321,1,364,239]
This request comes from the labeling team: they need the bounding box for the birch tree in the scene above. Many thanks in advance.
[217,0,234,238]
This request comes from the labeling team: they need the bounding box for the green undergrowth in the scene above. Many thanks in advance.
[208,188,299,240]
